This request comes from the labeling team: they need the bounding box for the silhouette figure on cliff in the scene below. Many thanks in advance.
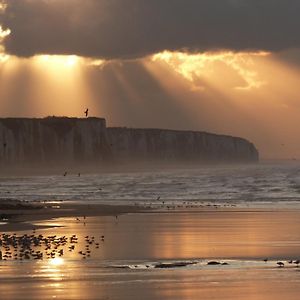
[84,108,89,118]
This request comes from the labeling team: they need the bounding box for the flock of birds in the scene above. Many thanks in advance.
[263,258,300,268]
[0,232,104,261]
[1,230,300,270]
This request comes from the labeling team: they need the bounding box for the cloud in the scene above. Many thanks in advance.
[1,0,300,59]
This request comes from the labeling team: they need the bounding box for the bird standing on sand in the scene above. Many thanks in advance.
[277,261,284,268]
[63,172,68,177]
[84,108,89,118]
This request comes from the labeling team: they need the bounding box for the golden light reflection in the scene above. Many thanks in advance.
[152,51,270,90]
[149,211,300,260]
[44,257,65,284]
[49,257,65,267]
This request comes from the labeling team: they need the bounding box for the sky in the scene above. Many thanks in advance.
[1,0,300,159]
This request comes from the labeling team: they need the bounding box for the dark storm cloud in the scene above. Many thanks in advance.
[1,0,300,59]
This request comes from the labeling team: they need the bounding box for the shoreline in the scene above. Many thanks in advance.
[0,202,147,232]
[2,201,300,232]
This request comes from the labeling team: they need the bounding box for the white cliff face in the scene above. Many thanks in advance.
[107,128,259,163]
[0,118,258,167]
[0,117,110,165]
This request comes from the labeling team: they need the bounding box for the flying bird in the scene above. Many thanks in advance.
[84,108,89,118]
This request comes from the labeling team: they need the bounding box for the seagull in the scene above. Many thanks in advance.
[84,108,89,118]
[277,261,284,268]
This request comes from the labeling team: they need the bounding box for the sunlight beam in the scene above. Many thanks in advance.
[152,51,270,91]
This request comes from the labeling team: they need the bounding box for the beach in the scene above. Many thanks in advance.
[1,204,300,300]
[1,164,300,299]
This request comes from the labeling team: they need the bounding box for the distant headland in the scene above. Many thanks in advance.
[0,117,259,168]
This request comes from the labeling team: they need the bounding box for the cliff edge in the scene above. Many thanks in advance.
[0,117,259,167]
[107,127,259,163]
[0,117,110,165]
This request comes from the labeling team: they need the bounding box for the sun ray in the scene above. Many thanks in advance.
[1,49,300,158]
[152,51,270,91]
[145,50,300,159]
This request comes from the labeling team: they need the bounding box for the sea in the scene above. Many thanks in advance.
[1,161,300,208]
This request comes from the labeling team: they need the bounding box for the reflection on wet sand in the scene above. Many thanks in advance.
[35,210,300,260]
[1,210,300,299]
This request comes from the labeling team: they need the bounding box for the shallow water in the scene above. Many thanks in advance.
[1,262,300,300]
[1,211,300,299]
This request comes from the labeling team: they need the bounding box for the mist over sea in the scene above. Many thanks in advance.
[1,162,300,207]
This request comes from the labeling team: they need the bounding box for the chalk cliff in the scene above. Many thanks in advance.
[0,117,110,166]
[0,117,258,166]
[107,128,258,163]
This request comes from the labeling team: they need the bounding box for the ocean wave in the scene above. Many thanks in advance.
[1,163,300,207]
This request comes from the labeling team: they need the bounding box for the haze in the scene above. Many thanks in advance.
[1,0,300,159]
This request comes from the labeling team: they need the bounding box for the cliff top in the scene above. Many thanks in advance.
[107,127,249,143]
[0,117,105,121]
[0,117,256,148]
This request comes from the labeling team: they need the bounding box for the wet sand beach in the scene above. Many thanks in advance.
[1,207,300,300]
[0,202,145,232]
